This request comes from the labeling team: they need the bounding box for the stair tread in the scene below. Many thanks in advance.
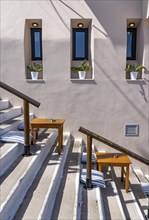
[0,155,31,203]
[0,106,22,124]
[113,166,145,220]
[0,115,24,129]
[101,167,125,220]
[81,186,105,220]
[133,169,149,183]
[0,130,58,220]
[0,106,21,113]
[0,100,9,110]
[14,151,60,220]
[0,113,33,136]
[14,133,71,220]
[0,142,18,158]
[0,131,56,204]
[80,146,105,220]
[129,167,148,217]
[51,139,82,220]
[0,100,9,102]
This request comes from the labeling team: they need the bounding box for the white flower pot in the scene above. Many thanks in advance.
[31,71,39,80]
[78,71,86,79]
[130,71,138,80]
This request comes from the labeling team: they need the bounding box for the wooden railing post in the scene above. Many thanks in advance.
[23,100,31,156]
[86,135,93,189]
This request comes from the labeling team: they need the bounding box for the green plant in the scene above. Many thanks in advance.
[71,59,91,72]
[125,64,146,73]
[27,63,43,72]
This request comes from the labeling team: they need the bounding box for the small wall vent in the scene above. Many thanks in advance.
[125,124,139,136]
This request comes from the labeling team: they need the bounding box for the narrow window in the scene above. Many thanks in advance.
[31,28,42,60]
[72,28,88,60]
[127,28,137,60]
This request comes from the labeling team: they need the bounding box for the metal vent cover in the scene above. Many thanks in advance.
[125,124,139,136]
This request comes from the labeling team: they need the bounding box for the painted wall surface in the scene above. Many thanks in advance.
[1,1,149,173]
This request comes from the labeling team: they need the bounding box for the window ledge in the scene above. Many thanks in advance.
[126,79,144,82]
[126,78,144,81]
[71,78,94,81]
[26,79,45,83]
[70,78,96,84]
[126,79,146,84]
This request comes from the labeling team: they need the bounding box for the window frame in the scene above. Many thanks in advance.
[72,28,88,60]
[127,28,137,60]
[31,28,42,61]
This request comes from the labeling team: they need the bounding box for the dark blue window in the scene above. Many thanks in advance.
[31,28,42,60]
[127,28,137,60]
[72,28,88,60]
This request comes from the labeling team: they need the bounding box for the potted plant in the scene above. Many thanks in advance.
[125,64,146,80]
[71,59,92,79]
[27,63,43,80]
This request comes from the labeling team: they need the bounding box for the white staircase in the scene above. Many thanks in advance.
[0,98,148,220]
[0,99,23,136]
[0,100,9,110]
[0,106,22,124]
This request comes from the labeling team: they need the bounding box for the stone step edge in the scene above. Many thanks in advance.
[0,100,9,111]
[0,106,22,123]
[129,167,149,218]
[0,143,23,176]
[0,131,58,220]
[93,149,125,219]
[0,113,34,136]
[37,132,71,220]
[73,139,83,220]
[53,138,83,220]
[0,124,43,177]
[113,166,145,220]
[133,168,149,182]
[79,145,106,220]
[93,145,106,220]
[110,167,128,220]
[15,132,71,220]
[0,124,46,176]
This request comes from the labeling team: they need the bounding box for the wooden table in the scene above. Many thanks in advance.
[96,152,132,192]
[30,118,65,154]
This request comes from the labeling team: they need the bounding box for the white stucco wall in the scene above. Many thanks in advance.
[1,0,149,173]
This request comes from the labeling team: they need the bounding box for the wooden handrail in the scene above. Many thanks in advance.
[79,126,149,165]
[0,81,40,156]
[79,126,149,189]
[0,81,40,107]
